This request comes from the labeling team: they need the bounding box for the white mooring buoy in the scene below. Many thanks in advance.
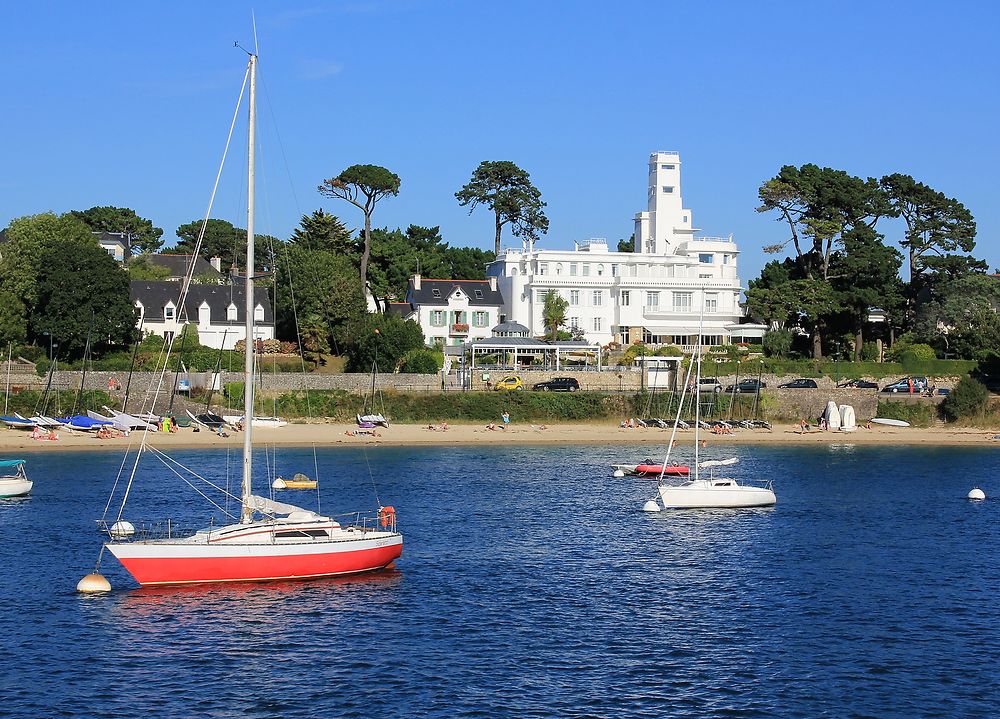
[613,469,626,478]
[76,573,111,593]
[109,520,135,539]
[642,499,661,513]
[968,487,986,501]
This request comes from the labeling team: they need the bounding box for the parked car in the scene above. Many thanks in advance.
[494,375,524,391]
[725,379,767,393]
[837,379,878,389]
[532,376,580,392]
[698,378,723,393]
[880,376,929,394]
[778,378,818,389]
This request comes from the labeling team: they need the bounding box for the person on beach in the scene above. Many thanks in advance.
[501,411,510,429]
[486,422,497,431]
[798,419,809,434]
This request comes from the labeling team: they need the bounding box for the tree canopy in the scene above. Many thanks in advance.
[542,290,569,341]
[455,160,549,256]
[318,165,401,308]
[172,218,281,274]
[0,213,137,357]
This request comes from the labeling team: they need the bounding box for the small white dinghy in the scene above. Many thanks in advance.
[824,401,841,430]
[870,418,910,427]
[839,405,856,432]
[222,415,288,429]
[0,459,32,498]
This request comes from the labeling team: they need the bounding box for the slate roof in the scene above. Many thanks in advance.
[131,281,274,326]
[147,254,222,280]
[385,302,416,319]
[407,278,503,307]
[492,321,530,335]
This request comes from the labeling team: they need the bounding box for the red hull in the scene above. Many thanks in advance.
[115,542,403,586]
[634,464,690,477]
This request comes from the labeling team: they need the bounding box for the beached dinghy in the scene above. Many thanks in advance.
[223,414,287,429]
[59,415,113,432]
[0,416,36,430]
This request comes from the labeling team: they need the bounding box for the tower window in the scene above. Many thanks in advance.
[662,186,674,194]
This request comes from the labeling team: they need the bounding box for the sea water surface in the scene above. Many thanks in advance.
[1,442,998,718]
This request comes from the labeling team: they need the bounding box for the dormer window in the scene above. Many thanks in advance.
[198,301,211,325]
[227,303,237,321]
[135,301,144,320]
[254,304,265,322]
[474,289,483,299]
[164,302,175,321]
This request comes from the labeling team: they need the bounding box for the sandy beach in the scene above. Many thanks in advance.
[1,420,998,453]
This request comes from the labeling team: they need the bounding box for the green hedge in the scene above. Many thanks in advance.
[874,401,938,428]
[269,389,754,423]
[696,358,977,380]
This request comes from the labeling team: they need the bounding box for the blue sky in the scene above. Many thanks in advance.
[3,0,998,283]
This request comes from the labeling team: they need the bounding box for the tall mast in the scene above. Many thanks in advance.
[240,52,257,523]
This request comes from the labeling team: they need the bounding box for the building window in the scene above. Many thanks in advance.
[555,263,563,275]
[254,304,265,322]
[646,291,659,308]
[644,241,655,253]
[611,264,619,277]
[592,290,603,306]
[475,311,488,327]
[164,303,175,321]
[683,215,688,223]
[722,254,729,265]
[474,289,483,299]
[432,289,441,298]
[582,264,590,277]
[620,290,630,306]
[570,317,579,329]
[538,262,548,275]
[227,303,237,321]
[569,263,578,276]
[705,294,718,313]
[432,310,445,326]
[673,292,693,312]
[570,290,580,306]
[199,302,211,325]
[699,253,713,264]
[593,317,602,332]
[596,264,604,276]
[536,290,549,302]
[662,186,674,194]
[699,273,712,279]
[661,164,675,170]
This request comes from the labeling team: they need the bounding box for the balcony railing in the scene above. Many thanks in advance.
[450,323,470,335]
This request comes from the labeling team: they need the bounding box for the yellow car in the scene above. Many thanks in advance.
[494,376,524,391]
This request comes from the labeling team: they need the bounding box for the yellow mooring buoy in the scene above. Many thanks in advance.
[76,573,111,593]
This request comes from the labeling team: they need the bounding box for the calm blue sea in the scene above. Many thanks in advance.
[1,443,998,718]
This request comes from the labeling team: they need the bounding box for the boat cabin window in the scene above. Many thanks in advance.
[275,529,330,539]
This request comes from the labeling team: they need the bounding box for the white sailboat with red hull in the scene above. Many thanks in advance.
[92,49,401,588]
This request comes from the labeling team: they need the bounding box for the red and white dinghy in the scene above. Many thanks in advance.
[612,463,690,478]
[106,497,402,586]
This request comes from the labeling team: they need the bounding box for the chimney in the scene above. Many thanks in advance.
[210,256,222,272]
[489,276,497,292]
[413,273,421,290]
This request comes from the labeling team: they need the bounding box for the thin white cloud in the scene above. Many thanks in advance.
[299,59,344,80]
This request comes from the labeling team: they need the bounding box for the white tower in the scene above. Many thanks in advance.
[633,151,697,255]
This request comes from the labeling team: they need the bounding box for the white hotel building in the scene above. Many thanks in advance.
[487,152,748,348]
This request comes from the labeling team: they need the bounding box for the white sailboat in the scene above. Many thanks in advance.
[644,332,776,511]
[88,48,401,588]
